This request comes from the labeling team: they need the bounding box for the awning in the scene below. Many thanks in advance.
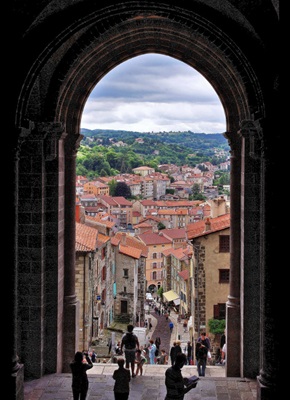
[163,290,179,302]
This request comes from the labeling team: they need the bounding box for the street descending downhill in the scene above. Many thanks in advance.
[24,302,256,400]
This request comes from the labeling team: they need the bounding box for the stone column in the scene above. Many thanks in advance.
[37,122,68,374]
[8,122,34,399]
[62,133,83,372]
[256,119,278,399]
[238,120,262,378]
[223,131,242,377]
[17,123,49,379]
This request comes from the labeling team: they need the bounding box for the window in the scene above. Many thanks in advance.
[123,269,128,278]
[152,271,157,280]
[214,303,226,320]
[219,269,229,283]
[124,286,127,293]
[219,235,230,252]
[153,253,157,259]
[121,300,128,314]
[152,262,157,269]
[102,247,106,259]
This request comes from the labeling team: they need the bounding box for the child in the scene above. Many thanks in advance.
[135,349,146,376]
[158,349,168,365]
[112,358,131,400]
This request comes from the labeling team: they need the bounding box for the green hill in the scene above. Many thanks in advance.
[77,128,230,178]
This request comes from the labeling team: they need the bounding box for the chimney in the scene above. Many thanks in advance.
[76,204,85,223]
[75,204,81,222]
[204,218,211,231]
[153,226,159,233]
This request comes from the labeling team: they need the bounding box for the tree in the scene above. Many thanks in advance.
[108,179,117,196]
[157,222,166,230]
[190,183,207,201]
[157,287,164,299]
[114,182,132,199]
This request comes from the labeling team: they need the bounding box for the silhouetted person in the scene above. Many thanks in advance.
[70,351,93,400]
[165,353,197,400]
[113,357,131,400]
[121,323,140,377]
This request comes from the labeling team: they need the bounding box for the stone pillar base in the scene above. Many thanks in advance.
[62,295,79,373]
[226,297,240,377]
[257,379,277,400]
[10,364,24,400]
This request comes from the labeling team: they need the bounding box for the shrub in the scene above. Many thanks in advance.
[208,318,225,334]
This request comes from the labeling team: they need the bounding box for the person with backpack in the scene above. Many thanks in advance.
[120,324,140,377]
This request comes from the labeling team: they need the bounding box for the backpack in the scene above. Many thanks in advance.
[123,332,137,349]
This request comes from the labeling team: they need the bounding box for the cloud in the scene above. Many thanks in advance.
[81,54,226,133]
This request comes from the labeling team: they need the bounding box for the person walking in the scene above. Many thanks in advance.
[169,342,177,365]
[148,339,157,364]
[154,336,161,357]
[174,340,182,357]
[70,351,93,400]
[90,349,97,363]
[185,341,192,365]
[120,324,140,377]
[195,342,207,377]
[164,352,198,400]
[197,332,211,365]
[221,342,227,365]
[112,357,131,400]
[197,332,210,351]
[169,321,174,333]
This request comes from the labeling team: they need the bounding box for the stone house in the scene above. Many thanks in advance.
[111,233,148,326]
[75,222,98,351]
[187,214,230,347]
[137,231,172,292]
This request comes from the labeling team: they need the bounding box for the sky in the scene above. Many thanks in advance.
[81,54,226,134]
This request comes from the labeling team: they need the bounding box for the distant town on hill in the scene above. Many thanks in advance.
[78,128,230,178]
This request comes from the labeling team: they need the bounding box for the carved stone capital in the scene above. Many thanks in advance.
[35,122,67,161]
[238,119,263,159]
[64,133,84,157]
[13,120,35,160]
[223,131,241,157]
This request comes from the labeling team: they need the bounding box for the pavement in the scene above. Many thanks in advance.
[23,303,257,399]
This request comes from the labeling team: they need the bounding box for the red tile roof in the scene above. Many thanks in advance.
[75,222,98,252]
[179,269,190,280]
[137,232,172,245]
[186,214,230,239]
[113,232,148,257]
[160,228,187,240]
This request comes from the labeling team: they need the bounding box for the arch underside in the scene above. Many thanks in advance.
[20,8,264,134]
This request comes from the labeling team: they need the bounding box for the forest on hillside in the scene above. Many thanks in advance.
[77,129,230,178]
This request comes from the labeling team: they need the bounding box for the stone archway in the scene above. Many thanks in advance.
[10,2,278,399]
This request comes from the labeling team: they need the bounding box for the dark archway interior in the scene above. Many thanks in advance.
[8,2,279,399]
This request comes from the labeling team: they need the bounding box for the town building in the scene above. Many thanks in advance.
[187,214,230,345]
[111,233,148,326]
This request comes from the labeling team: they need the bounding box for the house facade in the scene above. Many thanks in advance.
[187,215,230,346]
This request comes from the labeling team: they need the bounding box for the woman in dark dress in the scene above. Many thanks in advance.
[70,351,93,400]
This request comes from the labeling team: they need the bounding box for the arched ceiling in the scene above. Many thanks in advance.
[17,1,274,136]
